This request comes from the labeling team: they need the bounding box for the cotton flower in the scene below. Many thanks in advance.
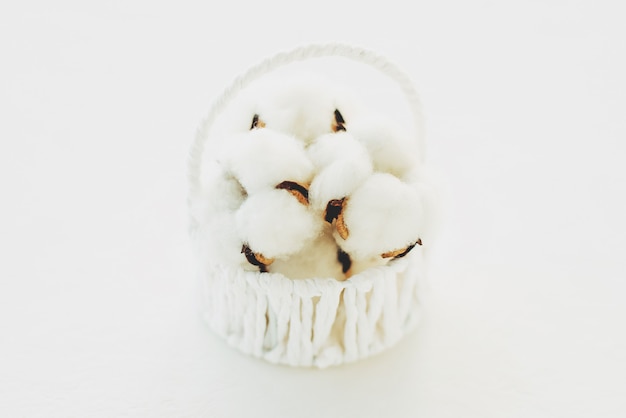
[218,128,314,194]
[307,131,373,213]
[255,73,358,144]
[334,173,424,261]
[269,228,344,280]
[235,188,323,261]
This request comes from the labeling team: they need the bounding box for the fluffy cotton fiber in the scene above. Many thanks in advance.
[255,73,359,144]
[347,112,420,180]
[335,173,423,260]
[269,228,344,280]
[235,189,323,260]
[219,128,314,194]
[195,72,432,280]
[307,132,373,212]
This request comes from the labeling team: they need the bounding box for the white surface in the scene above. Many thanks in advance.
[1,1,625,417]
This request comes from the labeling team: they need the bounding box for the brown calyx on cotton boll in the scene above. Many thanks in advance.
[275,181,309,205]
[241,244,274,272]
[337,248,352,275]
[381,238,422,259]
[331,109,346,132]
[324,198,344,223]
[335,209,349,240]
[324,198,349,239]
[250,114,266,130]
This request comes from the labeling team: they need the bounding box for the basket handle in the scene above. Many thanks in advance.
[188,42,425,198]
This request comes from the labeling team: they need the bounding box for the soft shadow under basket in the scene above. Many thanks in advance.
[188,43,432,368]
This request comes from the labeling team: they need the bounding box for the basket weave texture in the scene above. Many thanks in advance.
[189,43,428,367]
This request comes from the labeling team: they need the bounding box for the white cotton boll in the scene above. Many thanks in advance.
[196,213,247,270]
[307,132,373,211]
[189,163,246,238]
[269,228,345,280]
[335,173,424,260]
[219,128,314,194]
[306,132,371,169]
[403,163,448,253]
[257,74,358,144]
[200,162,246,212]
[235,189,323,259]
[348,112,420,179]
[308,159,373,213]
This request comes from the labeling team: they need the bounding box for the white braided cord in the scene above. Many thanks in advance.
[199,250,424,368]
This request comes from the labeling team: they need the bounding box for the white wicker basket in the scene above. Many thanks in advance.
[188,43,429,368]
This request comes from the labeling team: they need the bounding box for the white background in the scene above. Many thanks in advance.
[1,0,625,417]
